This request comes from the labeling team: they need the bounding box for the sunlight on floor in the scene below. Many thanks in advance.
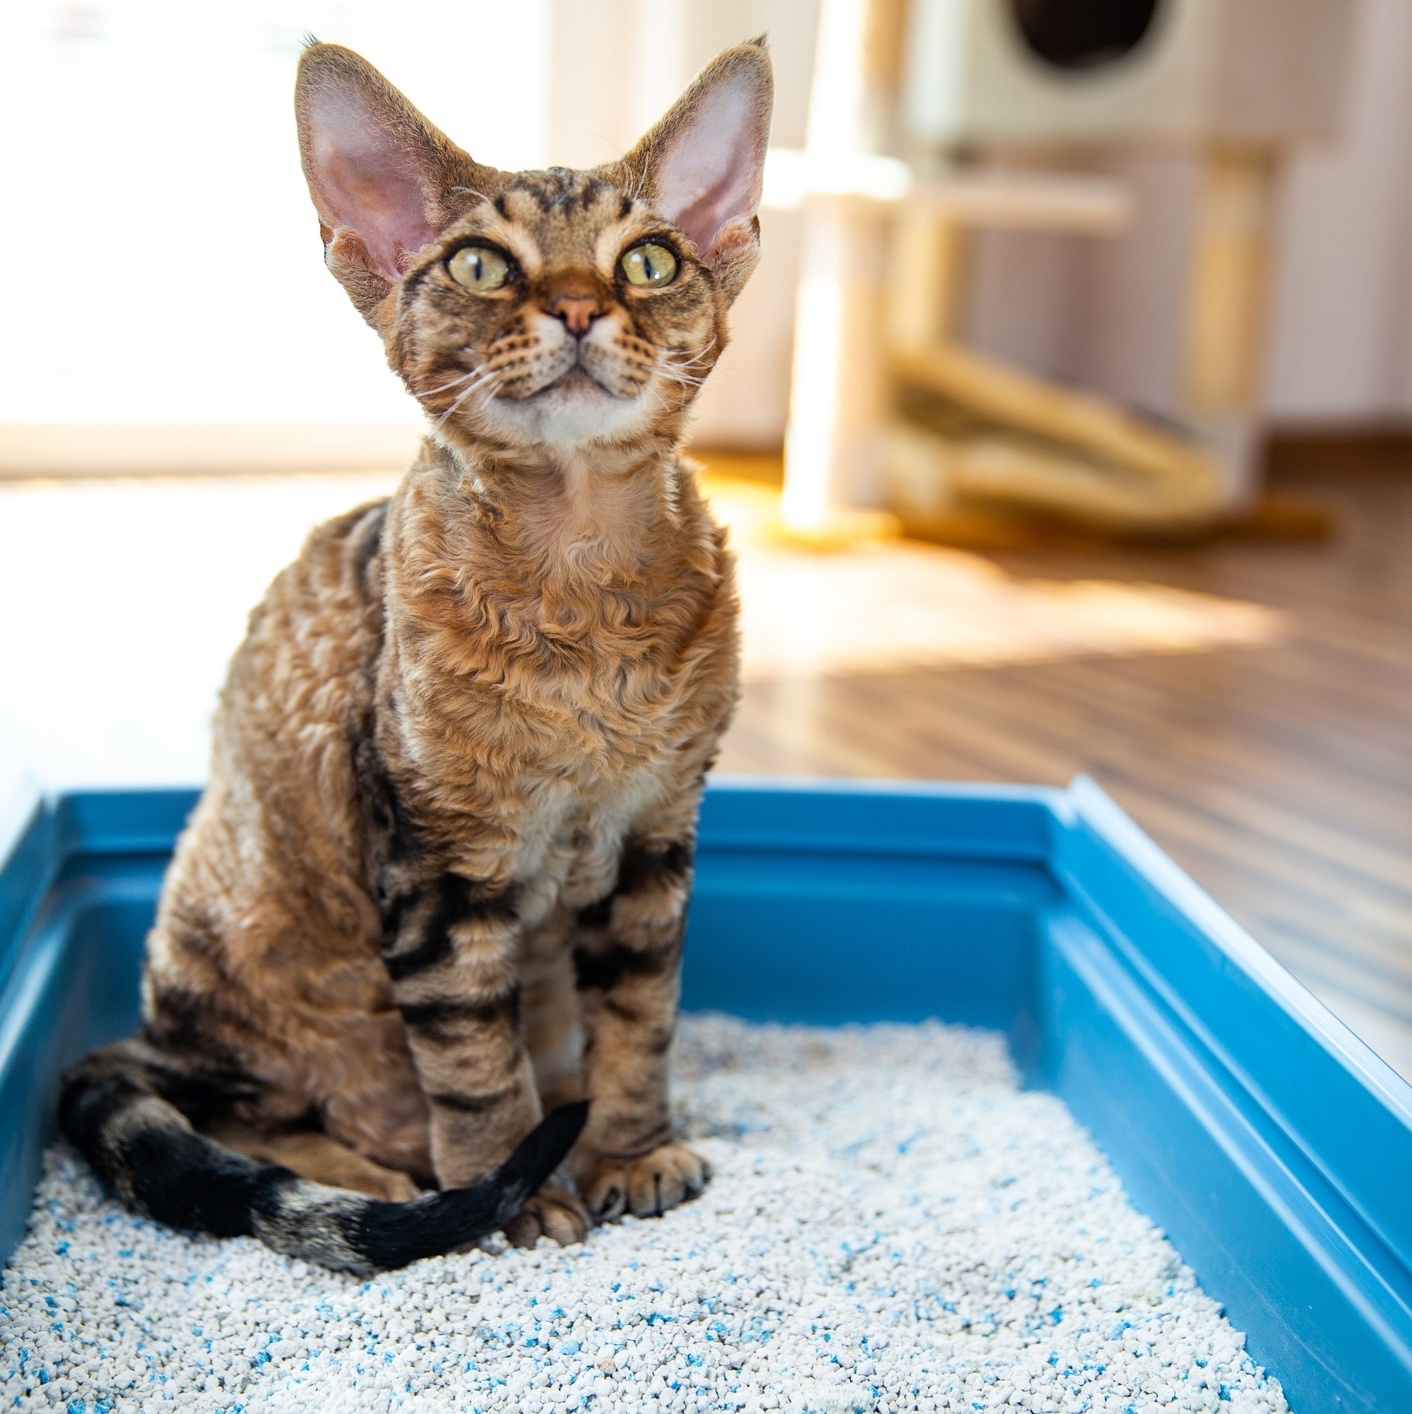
[0,472,404,803]
[702,475,1285,681]
[0,469,1284,805]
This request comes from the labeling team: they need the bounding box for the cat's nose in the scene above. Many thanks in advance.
[548,294,602,337]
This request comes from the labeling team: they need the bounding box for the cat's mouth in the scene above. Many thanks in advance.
[497,357,624,408]
[540,365,612,399]
[471,323,658,444]
[474,312,658,411]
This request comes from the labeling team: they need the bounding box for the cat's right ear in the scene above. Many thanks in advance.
[295,44,497,318]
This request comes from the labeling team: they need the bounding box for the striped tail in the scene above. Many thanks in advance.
[57,1040,588,1274]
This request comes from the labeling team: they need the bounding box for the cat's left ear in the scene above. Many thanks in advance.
[619,38,773,304]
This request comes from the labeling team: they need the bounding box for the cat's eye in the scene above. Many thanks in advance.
[621,243,678,289]
[448,245,511,292]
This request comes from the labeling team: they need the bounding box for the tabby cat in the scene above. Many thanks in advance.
[58,37,771,1274]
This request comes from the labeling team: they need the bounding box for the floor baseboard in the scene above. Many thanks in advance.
[0,424,425,478]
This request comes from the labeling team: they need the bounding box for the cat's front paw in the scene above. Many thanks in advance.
[577,1143,712,1222]
[503,1182,591,1248]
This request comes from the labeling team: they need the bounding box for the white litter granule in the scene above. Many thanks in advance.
[1,1015,1289,1413]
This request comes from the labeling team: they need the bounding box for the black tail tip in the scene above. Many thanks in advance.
[539,1099,591,1161]
[349,1101,594,1273]
[497,1099,590,1193]
[550,1098,591,1135]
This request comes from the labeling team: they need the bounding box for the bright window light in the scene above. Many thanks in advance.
[0,0,550,424]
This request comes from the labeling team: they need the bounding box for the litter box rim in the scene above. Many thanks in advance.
[1,775,1410,1413]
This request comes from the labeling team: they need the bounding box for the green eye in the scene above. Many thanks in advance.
[621,243,678,289]
[448,245,510,292]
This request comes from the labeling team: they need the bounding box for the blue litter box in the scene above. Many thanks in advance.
[2,777,1410,1411]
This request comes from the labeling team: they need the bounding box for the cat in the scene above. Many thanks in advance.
[58,36,772,1275]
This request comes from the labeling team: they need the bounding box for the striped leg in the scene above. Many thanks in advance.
[382,872,538,1182]
[382,870,589,1245]
[571,839,710,1221]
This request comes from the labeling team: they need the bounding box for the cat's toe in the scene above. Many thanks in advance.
[503,1183,591,1248]
[579,1143,711,1222]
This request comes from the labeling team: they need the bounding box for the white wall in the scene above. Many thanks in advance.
[1263,0,1412,421]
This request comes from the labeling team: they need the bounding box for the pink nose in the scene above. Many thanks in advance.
[548,295,602,336]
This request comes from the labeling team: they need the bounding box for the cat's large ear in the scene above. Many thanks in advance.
[295,44,500,319]
[618,39,773,304]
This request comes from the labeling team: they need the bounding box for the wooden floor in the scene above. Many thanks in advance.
[715,442,1412,1081]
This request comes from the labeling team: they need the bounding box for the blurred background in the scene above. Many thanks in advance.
[1,0,1409,1079]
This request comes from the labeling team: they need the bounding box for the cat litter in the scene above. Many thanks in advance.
[1,1015,1288,1413]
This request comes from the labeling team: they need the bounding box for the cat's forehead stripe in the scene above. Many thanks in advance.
[500,173,630,220]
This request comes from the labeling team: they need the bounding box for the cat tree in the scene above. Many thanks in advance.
[772,0,1359,539]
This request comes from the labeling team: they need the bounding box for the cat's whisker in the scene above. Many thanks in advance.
[654,371,707,391]
[435,382,491,429]
[432,381,488,425]
[655,358,705,378]
[419,367,481,398]
[434,365,505,428]
[652,355,707,389]
[662,360,709,377]
[660,339,716,371]
[655,348,715,383]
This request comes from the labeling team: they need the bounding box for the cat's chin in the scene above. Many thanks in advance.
[481,367,653,449]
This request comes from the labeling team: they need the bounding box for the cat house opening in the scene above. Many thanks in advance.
[1009,0,1165,72]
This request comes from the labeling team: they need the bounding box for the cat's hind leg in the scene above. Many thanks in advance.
[206,1120,422,1201]
[520,903,586,1113]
